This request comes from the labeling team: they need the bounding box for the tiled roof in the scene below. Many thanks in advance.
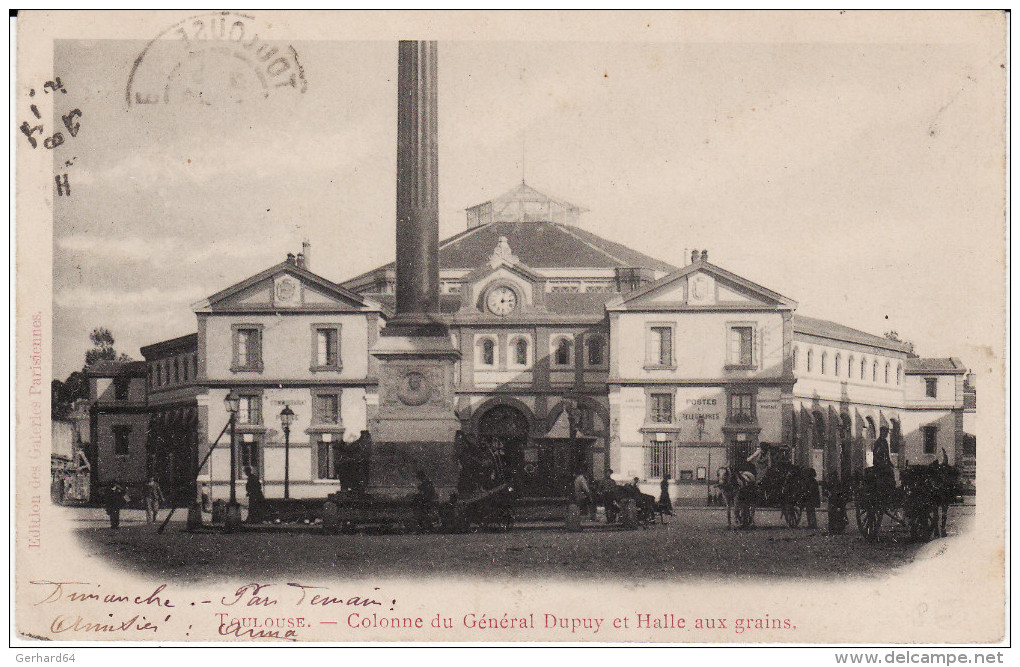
[86,360,147,376]
[140,332,197,358]
[372,291,616,318]
[905,357,965,374]
[543,291,622,315]
[793,315,913,353]
[344,220,676,286]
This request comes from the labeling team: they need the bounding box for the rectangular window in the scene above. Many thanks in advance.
[237,439,259,477]
[646,326,673,367]
[236,395,262,425]
[925,378,938,398]
[312,326,341,370]
[317,437,342,480]
[114,376,130,401]
[112,425,131,456]
[922,425,938,455]
[649,393,673,423]
[644,437,675,479]
[728,393,754,423]
[314,392,341,425]
[728,326,754,367]
[232,326,263,371]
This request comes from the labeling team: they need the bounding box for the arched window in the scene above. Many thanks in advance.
[806,349,813,373]
[848,355,855,378]
[872,361,878,382]
[513,337,529,366]
[884,362,890,384]
[835,353,841,377]
[821,352,827,375]
[587,335,605,367]
[896,364,902,385]
[476,337,495,366]
[860,357,867,380]
[173,358,180,384]
[554,337,573,367]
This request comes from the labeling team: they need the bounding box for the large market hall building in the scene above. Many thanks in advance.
[87,184,976,505]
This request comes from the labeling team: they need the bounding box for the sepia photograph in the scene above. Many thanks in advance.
[12,9,1008,651]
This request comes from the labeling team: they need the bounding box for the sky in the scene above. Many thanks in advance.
[50,23,1006,381]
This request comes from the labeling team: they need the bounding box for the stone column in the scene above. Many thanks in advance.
[368,41,460,498]
[390,40,442,334]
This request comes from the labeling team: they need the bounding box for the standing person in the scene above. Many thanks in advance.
[804,468,821,529]
[143,476,165,525]
[658,473,674,516]
[244,466,265,524]
[573,471,594,519]
[872,426,895,489]
[104,480,127,530]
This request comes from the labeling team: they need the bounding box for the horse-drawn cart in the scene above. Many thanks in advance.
[719,445,819,530]
[852,461,959,542]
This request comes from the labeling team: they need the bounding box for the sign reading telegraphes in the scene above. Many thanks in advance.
[675,387,724,441]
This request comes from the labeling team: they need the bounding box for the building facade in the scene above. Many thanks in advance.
[89,184,976,505]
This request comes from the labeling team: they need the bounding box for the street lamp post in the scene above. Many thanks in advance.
[224,392,242,532]
[279,405,295,500]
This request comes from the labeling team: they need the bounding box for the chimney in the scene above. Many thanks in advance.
[286,252,296,265]
[701,249,708,263]
[301,240,311,271]
[691,249,699,264]
[683,248,689,266]
[296,253,305,268]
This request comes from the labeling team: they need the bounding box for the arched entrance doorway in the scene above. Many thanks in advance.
[477,405,529,490]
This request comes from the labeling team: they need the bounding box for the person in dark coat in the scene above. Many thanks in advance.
[804,468,821,529]
[658,473,674,516]
[104,480,127,529]
[872,426,895,488]
[244,466,265,524]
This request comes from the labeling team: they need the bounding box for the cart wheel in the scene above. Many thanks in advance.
[783,504,803,528]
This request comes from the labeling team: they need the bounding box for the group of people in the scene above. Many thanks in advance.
[102,476,165,529]
[101,467,268,529]
[572,469,675,521]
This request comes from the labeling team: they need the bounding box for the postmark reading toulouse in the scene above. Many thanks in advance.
[127,11,307,107]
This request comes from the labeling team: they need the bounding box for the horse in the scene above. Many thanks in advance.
[717,466,756,529]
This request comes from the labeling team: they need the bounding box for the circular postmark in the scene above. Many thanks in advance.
[127,12,308,107]
[397,371,432,407]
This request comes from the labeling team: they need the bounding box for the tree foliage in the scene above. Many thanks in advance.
[52,327,133,419]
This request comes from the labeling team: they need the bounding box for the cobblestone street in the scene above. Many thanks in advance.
[69,501,974,583]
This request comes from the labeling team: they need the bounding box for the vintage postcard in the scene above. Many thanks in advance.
[12,10,1008,648]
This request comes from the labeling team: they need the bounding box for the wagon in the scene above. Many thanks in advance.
[727,446,819,530]
[851,463,957,542]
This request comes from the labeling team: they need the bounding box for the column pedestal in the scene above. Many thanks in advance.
[368,335,461,499]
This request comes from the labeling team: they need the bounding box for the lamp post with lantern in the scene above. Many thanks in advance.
[279,404,295,500]
[223,392,242,532]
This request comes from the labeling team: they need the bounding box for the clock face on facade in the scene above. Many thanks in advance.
[486,285,518,316]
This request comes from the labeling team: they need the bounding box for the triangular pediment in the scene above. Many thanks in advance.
[607,262,796,311]
[193,262,382,313]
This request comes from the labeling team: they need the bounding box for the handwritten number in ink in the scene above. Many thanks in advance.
[43,133,65,150]
[20,122,44,148]
[55,174,70,197]
[62,109,82,137]
[43,77,67,94]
